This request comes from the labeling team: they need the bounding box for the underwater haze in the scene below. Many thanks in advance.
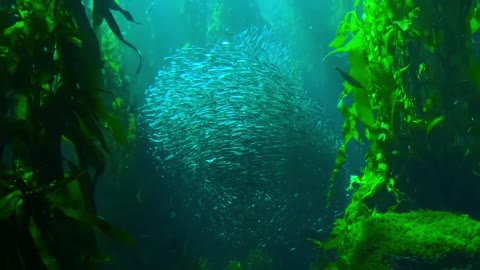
[6,0,480,269]
[95,0,358,269]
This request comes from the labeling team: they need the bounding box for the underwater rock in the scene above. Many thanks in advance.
[320,210,480,270]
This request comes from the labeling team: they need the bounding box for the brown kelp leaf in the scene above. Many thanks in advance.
[29,218,60,270]
[44,169,86,194]
[102,111,129,146]
[62,119,107,183]
[73,112,109,153]
[107,0,141,24]
[103,10,142,74]
[93,0,142,74]
[59,207,136,247]
[0,190,21,221]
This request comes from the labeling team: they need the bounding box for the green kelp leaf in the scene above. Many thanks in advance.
[45,5,56,33]
[348,10,362,30]
[45,169,86,194]
[348,46,375,129]
[393,18,412,31]
[381,55,394,72]
[0,190,21,220]
[15,199,27,229]
[391,7,420,36]
[29,218,60,270]
[61,135,73,144]
[4,21,25,37]
[351,98,375,129]
[397,64,410,74]
[328,11,361,48]
[102,111,129,146]
[426,116,444,135]
[329,34,347,49]
[471,14,480,34]
[307,237,323,250]
[58,207,135,247]
[46,161,88,220]
[0,45,8,57]
[333,10,362,38]
[73,111,109,152]
[64,121,107,181]
[328,143,348,199]
[471,4,480,34]
[323,29,365,61]
[112,97,124,110]
[16,95,28,120]
[324,10,363,60]
[357,170,386,199]
[31,0,56,33]
[348,41,369,84]
[128,114,137,141]
[340,113,360,143]
[381,27,395,47]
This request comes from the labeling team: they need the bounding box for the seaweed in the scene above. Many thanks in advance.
[0,0,137,269]
[317,0,480,269]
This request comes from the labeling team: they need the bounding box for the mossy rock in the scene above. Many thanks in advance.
[325,210,480,270]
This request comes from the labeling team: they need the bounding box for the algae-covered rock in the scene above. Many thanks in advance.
[321,210,480,270]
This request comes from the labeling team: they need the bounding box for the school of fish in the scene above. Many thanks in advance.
[140,26,340,248]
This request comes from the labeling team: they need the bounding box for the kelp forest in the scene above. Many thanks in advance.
[3,0,480,270]
[317,0,480,269]
[0,0,136,269]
